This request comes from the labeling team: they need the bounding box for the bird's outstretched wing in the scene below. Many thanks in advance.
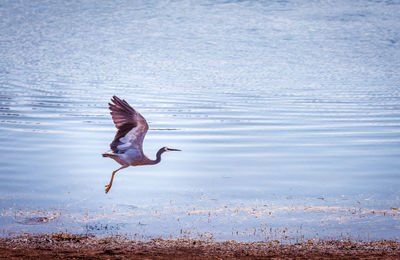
[108,96,149,153]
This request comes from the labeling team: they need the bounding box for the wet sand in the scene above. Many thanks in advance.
[1,234,399,259]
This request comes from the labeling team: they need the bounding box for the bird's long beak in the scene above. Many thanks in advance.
[167,148,181,151]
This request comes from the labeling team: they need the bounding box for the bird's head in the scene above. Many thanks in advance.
[154,146,181,162]
[162,147,181,152]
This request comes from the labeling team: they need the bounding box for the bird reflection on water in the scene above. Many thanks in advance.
[102,96,181,193]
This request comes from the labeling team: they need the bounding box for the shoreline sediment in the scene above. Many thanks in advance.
[1,234,399,259]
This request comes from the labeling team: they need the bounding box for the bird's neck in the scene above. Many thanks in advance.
[149,148,165,165]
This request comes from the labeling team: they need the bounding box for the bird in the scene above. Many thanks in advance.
[102,96,180,193]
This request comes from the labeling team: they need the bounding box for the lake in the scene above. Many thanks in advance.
[1,0,399,242]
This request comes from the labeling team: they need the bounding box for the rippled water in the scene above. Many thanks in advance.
[1,0,400,242]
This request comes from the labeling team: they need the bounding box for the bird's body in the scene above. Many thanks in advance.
[102,96,180,193]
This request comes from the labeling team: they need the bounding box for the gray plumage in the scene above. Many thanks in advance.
[102,96,180,193]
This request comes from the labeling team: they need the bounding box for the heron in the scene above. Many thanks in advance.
[102,96,181,193]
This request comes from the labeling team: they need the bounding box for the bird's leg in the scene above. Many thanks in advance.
[105,165,128,194]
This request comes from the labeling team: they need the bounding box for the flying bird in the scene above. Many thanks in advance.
[102,96,180,193]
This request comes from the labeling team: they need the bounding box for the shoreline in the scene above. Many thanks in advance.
[1,234,399,259]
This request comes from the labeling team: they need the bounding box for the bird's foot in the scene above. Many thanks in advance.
[105,184,112,194]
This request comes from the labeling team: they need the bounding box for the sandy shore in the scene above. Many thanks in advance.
[0,234,399,259]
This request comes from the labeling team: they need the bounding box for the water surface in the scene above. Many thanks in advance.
[1,0,400,242]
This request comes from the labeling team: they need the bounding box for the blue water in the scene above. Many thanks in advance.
[1,0,400,242]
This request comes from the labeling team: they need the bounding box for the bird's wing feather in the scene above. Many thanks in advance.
[109,96,149,153]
